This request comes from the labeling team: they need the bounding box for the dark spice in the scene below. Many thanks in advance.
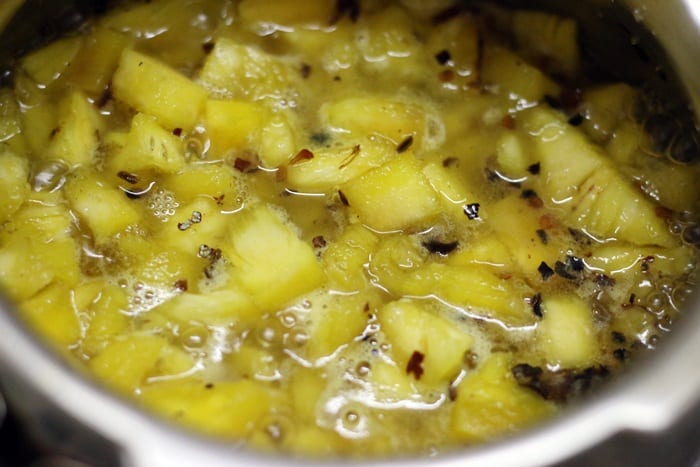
[613,348,629,361]
[338,190,349,206]
[536,229,548,245]
[538,261,554,280]
[331,0,360,24]
[438,69,455,82]
[406,350,425,380]
[177,221,191,231]
[435,49,452,65]
[96,87,112,108]
[191,211,202,224]
[202,41,215,54]
[204,382,214,389]
[174,279,188,292]
[568,113,584,126]
[531,293,543,318]
[310,132,330,145]
[512,364,610,403]
[594,273,616,288]
[117,171,139,184]
[641,255,655,273]
[432,4,465,24]
[290,148,314,165]
[611,331,626,344]
[463,203,480,220]
[234,158,254,172]
[312,235,327,249]
[396,135,414,153]
[172,127,183,137]
[442,157,458,168]
[554,260,577,280]
[501,115,516,129]
[300,62,312,79]
[422,239,459,255]
[527,162,541,175]
[339,144,361,169]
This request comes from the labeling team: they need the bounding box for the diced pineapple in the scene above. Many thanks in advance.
[322,97,426,146]
[285,139,395,193]
[0,88,23,148]
[304,290,373,360]
[155,288,260,327]
[112,49,207,131]
[198,38,297,101]
[20,99,56,157]
[422,159,481,224]
[155,197,231,254]
[130,249,204,293]
[289,368,326,424]
[495,130,534,180]
[46,91,103,166]
[586,243,695,278]
[19,282,81,348]
[259,111,298,168]
[369,360,420,401]
[89,333,194,395]
[229,344,280,381]
[446,235,513,269]
[64,27,133,96]
[82,284,130,356]
[139,378,272,438]
[636,158,700,212]
[512,10,579,77]
[63,170,142,243]
[160,162,243,208]
[20,35,82,86]
[238,0,336,28]
[536,295,600,368]
[322,224,379,291]
[0,150,30,224]
[204,99,267,156]
[482,46,560,103]
[341,154,441,232]
[109,112,185,175]
[368,233,427,291]
[379,299,472,385]
[451,353,556,442]
[426,14,480,86]
[221,204,325,311]
[489,193,569,280]
[580,83,638,144]
[521,107,675,247]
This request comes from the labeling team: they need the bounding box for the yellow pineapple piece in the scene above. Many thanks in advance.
[20,36,82,86]
[521,107,675,247]
[221,204,324,311]
[322,97,426,146]
[19,99,56,157]
[341,154,441,232]
[495,130,535,180]
[204,99,267,156]
[139,378,272,438]
[198,38,297,101]
[285,139,395,193]
[82,284,130,357]
[488,193,570,280]
[63,170,142,243]
[586,243,695,278]
[89,333,195,395]
[379,299,472,384]
[426,13,480,87]
[156,288,260,327]
[0,150,30,224]
[369,359,420,401]
[64,27,133,96]
[19,282,81,348]
[160,162,243,208]
[259,110,298,168]
[0,88,24,150]
[109,112,185,174]
[322,224,379,292]
[46,91,103,166]
[289,368,326,424]
[537,296,600,368]
[580,83,638,144]
[512,10,580,77]
[112,49,207,131]
[636,158,700,212]
[451,353,556,442]
[482,46,560,103]
[155,197,231,255]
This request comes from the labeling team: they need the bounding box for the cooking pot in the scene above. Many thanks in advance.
[0,1,698,466]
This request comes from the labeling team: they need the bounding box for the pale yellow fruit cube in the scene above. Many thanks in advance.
[0,150,30,224]
[47,91,103,166]
[204,99,266,156]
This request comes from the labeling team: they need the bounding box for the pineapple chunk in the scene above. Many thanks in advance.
[221,204,324,311]
[89,334,194,395]
[451,353,556,442]
[636,159,700,212]
[204,99,267,156]
[20,36,81,86]
[259,111,298,168]
[537,296,600,368]
[580,83,638,144]
[155,288,260,327]
[46,91,103,166]
[322,97,426,146]
[426,14,480,84]
[586,243,694,278]
[512,10,580,77]
[341,154,441,232]
[64,27,133,96]
[63,170,142,243]
[140,379,272,438]
[0,88,23,147]
[19,282,81,348]
[112,49,207,131]
[379,299,472,384]
[238,0,336,28]
[489,193,569,280]
[0,150,30,224]
[521,107,675,247]
[160,162,243,208]
[198,38,296,101]
[20,99,57,157]
[285,139,395,193]
[229,344,280,381]
[322,224,379,291]
[110,113,185,175]
[290,368,326,424]
[156,197,231,254]
[482,46,560,102]
[82,284,130,356]
[495,130,534,180]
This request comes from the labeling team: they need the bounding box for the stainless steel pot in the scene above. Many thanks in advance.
[0,1,698,466]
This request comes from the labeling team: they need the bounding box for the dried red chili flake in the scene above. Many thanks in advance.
[173,279,188,292]
[202,41,215,54]
[172,127,183,137]
[438,69,455,82]
[406,350,425,380]
[312,235,327,249]
[501,114,516,129]
[290,148,314,165]
[234,158,254,172]
[655,206,674,220]
[539,214,556,229]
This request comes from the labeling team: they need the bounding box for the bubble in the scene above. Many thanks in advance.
[643,114,679,154]
[669,221,684,235]
[181,325,208,349]
[257,327,276,347]
[355,361,371,377]
[279,310,297,328]
[681,224,700,246]
[668,129,700,164]
[645,291,667,313]
[672,282,695,306]
[32,160,69,192]
[146,188,180,222]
